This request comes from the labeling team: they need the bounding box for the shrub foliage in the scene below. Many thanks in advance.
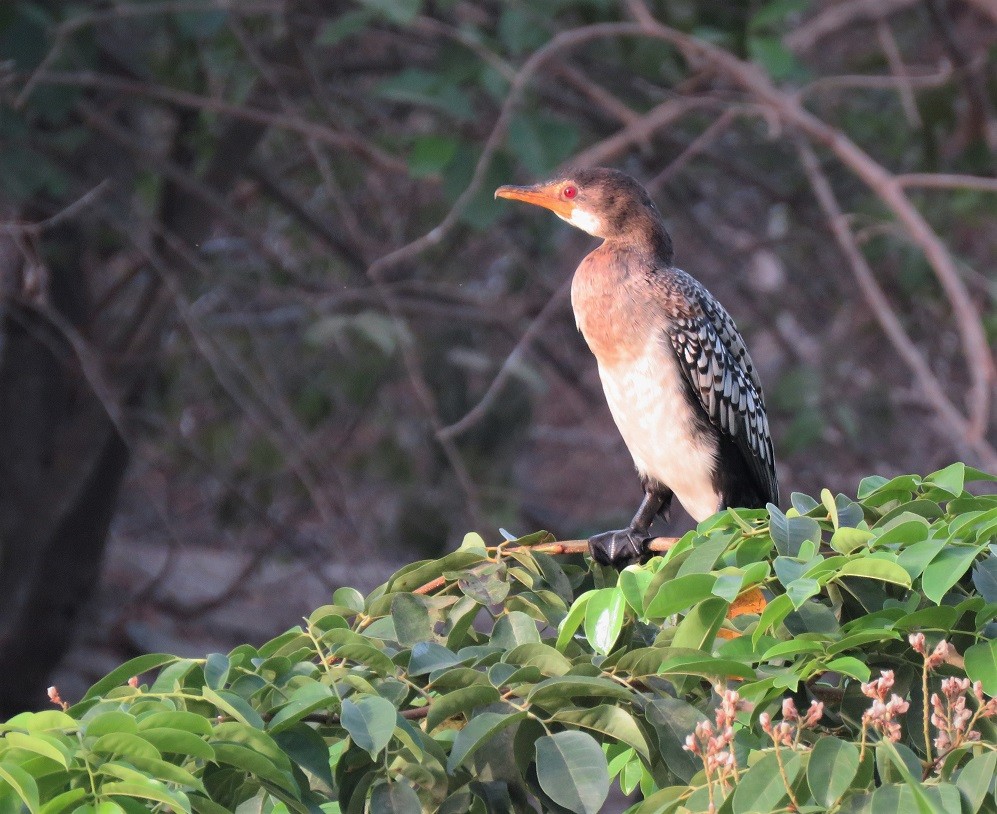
[2,464,997,813]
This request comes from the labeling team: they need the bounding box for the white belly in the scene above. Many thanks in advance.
[598,338,720,522]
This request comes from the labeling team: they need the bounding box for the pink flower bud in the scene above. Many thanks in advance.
[909,632,926,654]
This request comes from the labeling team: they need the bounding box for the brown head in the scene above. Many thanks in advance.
[495,167,673,264]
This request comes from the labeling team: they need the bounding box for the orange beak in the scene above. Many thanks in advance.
[495,183,574,219]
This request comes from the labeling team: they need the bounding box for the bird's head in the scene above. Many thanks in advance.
[494,167,665,244]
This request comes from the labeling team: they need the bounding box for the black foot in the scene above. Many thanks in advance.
[588,527,651,569]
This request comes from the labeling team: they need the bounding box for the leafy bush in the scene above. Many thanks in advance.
[2,464,997,813]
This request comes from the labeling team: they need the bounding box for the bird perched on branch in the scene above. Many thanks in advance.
[495,168,778,568]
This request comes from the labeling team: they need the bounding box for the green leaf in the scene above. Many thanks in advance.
[833,557,912,588]
[0,762,39,814]
[922,545,984,604]
[824,656,872,681]
[82,654,178,699]
[644,574,717,618]
[550,705,651,761]
[527,676,633,710]
[535,731,610,814]
[203,653,230,690]
[925,462,965,497]
[672,597,729,651]
[753,593,794,645]
[90,732,161,761]
[584,588,626,656]
[956,751,997,813]
[38,788,87,814]
[426,685,500,733]
[2,732,70,767]
[555,590,595,652]
[732,750,801,813]
[340,696,397,757]
[808,737,860,807]
[830,527,874,553]
[137,728,215,761]
[99,781,190,814]
[408,642,461,676]
[786,577,820,609]
[768,504,820,556]
[369,779,422,814]
[492,611,540,649]
[391,593,433,645]
[964,638,997,696]
[446,711,526,773]
[201,687,265,729]
[643,698,707,784]
[267,681,336,732]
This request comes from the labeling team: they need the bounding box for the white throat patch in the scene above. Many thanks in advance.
[557,207,602,236]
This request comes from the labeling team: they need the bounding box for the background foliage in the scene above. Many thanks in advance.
[2,465,997,812]
[0,0,995,715]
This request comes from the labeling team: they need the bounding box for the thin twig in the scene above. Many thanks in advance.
[875,19,922,127]
[796,141,997,469]
[0,181,110,236]
[437,279,571,440]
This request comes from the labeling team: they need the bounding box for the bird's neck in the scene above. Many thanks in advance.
[603,214,673,267]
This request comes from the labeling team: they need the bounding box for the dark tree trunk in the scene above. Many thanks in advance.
[0,304,128,715]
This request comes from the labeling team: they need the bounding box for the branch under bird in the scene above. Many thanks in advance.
[495,167,779,569]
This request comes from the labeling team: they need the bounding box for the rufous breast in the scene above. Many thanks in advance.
[570,244,650,367]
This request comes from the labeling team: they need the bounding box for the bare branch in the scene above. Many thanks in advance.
[895,173,997,193]
[0,181,110,236]
[33,71,408,174]
[438,278,571,441]
[797,141,997,470]
[785,0,919,52]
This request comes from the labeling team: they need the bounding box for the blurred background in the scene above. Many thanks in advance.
[0,0,994,714]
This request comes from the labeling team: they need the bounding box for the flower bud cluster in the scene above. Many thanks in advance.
[859,670,909,743]
[930,676,997,752]
[682,689,744,787]
[909,633,951,669]
[759,697,824,748]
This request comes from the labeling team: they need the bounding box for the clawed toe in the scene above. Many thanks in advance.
[587,528,651,569]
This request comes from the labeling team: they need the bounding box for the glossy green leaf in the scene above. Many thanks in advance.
[491,611,541,649]
[99,780,190,814]
[922,545,984,603]
[732,750,800,813]
[2,732,70,768]
[550,705,650,760]
[753,593,793,645]
[672,597,728,651]
[808,737,859,807]
[82,654,178,700]
[964,638,997,696]
[644,695,707,782]
[644,573,717,618]
[203,653,229,690]
[834,557,912,587]
[426,685,500,733]
[0,761,39,814]
[446,711,526,773]
[369,779,422,814]
[926,462,965,497]
[956,751,997,813]
[340,696,396,757]
[528,676,633,709]
[583,588,626,655]
[535,731,609,814]
[201,687,264,729]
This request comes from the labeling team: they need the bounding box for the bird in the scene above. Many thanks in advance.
[495,167,778,568]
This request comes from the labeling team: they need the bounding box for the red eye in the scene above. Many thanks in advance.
[563,185,577,199]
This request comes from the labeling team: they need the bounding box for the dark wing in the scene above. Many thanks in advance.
[665,270,779,506]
